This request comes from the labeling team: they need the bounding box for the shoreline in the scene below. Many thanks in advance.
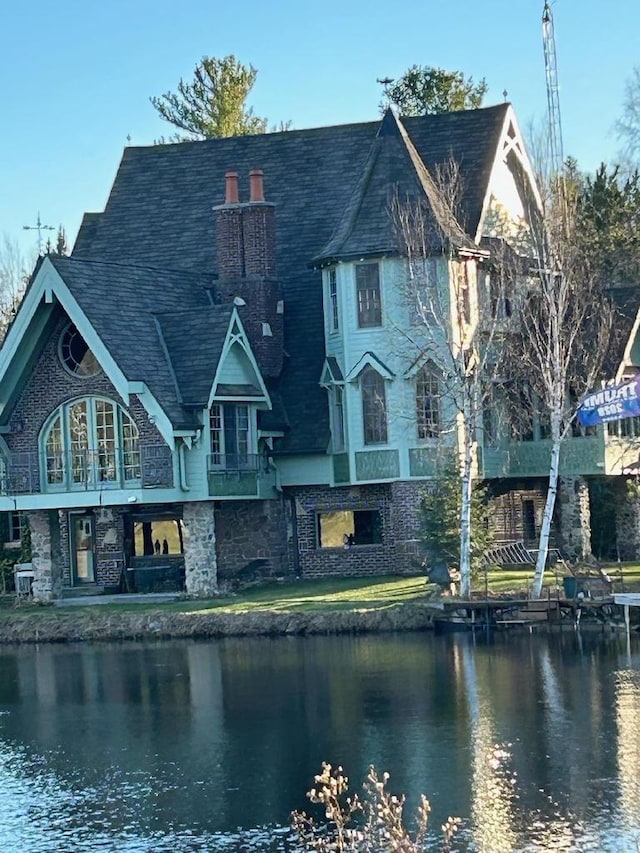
[0,603,439,644]
[0,599,633,644]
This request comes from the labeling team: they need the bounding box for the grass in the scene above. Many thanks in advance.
[4,563,639,620]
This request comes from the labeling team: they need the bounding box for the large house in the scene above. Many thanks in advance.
[2,104,640,600]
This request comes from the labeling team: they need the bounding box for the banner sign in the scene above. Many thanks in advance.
[577,379,640,427]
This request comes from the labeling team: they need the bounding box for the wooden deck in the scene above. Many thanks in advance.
[431,595,622,632]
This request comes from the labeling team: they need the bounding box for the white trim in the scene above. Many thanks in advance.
[475,105,542,243]
[208,308,271,409]
[346,352,394,383]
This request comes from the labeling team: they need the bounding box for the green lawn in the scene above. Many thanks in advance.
[4,564,639,619]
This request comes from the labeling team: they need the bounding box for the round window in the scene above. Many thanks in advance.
[59,324,100,377]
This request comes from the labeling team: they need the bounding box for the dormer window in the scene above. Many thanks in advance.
[356,263,381,328]
[209,403,251,468]
[59,323,100,377]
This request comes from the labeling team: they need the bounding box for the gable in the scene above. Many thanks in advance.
[477,106,540,242]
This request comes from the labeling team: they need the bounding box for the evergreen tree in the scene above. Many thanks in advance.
[380,66,487,116]
[150,54,271,141]
[419,459,492,576]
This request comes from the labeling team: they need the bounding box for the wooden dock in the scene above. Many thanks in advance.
[431,595,623,633]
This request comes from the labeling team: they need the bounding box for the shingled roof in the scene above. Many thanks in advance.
[72,104,510,452]
[49,255,214,428]
[155,305,234,409]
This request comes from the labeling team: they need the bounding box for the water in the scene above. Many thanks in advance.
[0,630,638,852]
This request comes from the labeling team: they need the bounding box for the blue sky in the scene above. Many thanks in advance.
[1,0,638,260]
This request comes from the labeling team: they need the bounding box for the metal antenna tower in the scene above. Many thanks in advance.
[23,212,55,254]
[542,1,564,177]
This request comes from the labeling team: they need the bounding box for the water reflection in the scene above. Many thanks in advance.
[0,631,637,851]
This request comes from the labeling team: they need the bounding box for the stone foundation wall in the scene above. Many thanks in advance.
[28,510,62,602]
[558,476,592,561]
[183,502,217,595]
[613,479,640,561]
[214,497,288,581]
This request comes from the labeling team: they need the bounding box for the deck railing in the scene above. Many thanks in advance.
[1,443,173,495]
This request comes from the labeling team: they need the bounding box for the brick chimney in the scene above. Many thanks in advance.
[213,170,283,377]
[214,171,245,278]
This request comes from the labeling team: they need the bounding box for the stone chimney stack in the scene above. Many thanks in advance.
[213,170,283,377]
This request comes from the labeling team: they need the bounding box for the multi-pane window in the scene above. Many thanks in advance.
[332,386,345,450]
[416,364,441,439]
[361,367,387,445]
[59,323,100,377]
[7,511,25,544]
[487,272,513,320]
[356,263,381,328]
[209,403,251,468]
[42,398,140,489]
[607,416,640,438]
[328,268,339,332]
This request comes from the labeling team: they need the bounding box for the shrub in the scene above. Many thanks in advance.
[291,762,459,852]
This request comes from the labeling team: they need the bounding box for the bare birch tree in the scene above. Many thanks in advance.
[505,177,614,598]
[0,236,31,344]
[390,165,505,597]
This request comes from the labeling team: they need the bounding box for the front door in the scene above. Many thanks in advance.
[71,513,96,585]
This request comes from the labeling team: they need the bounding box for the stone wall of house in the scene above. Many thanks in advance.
[558,476,592,561]
[613,479,640,560]
[94,507,126,587]
[183,501,217,595]
[28,509,62,602]
[214,497,289,583]
[288,483,420,578]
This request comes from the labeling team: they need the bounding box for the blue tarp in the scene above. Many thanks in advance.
[577,379,640,426]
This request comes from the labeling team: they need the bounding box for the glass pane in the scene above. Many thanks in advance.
[121,413,141,481]
[69,401,88,483]
[95,400,117,481]
[45,414,64,485]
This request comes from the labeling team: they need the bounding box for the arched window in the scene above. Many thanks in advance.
[416,363,441,439]
[361,367,387,445]
[41,398,140,490]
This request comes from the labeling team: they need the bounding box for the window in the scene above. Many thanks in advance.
[41,398,140,489]
[356,263,381,327]
[209,403,251,468]
[5,511,25,547]
[133,517,184,556]
[607,416,640,438]
[487,272,513,320]
[317,509,383,547]
[416,363,441,439]
[361,367,387,444]
[59,323,100,377]
[328,268,339,332]
[332,386,346,451]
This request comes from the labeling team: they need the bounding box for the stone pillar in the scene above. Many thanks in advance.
[182,502,218,596]
[558,477,592,561]
[614,480,640,560]
[28,510,63,602]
